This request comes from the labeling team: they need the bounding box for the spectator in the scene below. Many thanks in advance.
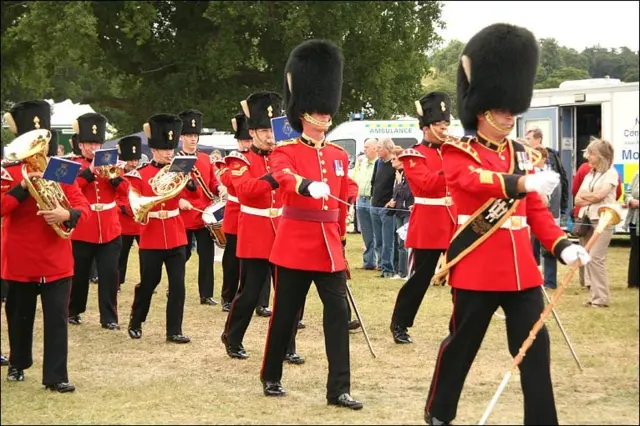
[526,128,568,215]
[624,171,639,289]
[351,139,378,270]
[370,138,397,278]
[57,144,65,157]
[387,154,413,279]
[575,138,617,307]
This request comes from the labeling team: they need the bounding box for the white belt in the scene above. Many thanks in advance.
[414,196,453,206]
[148,209,180,220]
[227,195,239,203]
[458,214,528,230]
[240,205,282,218]
[90,201,116,212]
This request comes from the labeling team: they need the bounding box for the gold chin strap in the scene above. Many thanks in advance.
[484,111,513,134]
[429,124,448,143]
[303,113,332,128]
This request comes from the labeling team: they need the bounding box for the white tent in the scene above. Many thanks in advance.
[45,99,117,138]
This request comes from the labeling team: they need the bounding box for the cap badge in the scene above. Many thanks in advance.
[441,101,446,112]
[168,130,174,141]
[92,124,98,135]
[191,119,196,128]
[267,105,273,118]
[132,145,136,154]
[33,116,40,129]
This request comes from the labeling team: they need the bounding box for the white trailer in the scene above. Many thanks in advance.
[514,79,639,233]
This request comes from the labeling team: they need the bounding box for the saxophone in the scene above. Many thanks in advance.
[3,129,75,238]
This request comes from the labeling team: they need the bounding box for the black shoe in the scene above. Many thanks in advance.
[390,324,412,344]
[166,334,191,344]
[255,306,272,317]
[7,366,24,381]
[327,393,363,410]
[222,302,231,312]
[263,381,287,397]
[297,320,306,330]
[128,325,142,339]
[424,411,450,425]
[68,315,82,325]
[45,382,76,393]
[348,319,361,331]
[101,322,120,331]
[0,355,8,367]
[285,353,305,365]
[221,334,248,359]
[200,297,218,306]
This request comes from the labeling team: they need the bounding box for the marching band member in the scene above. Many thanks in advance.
[221,92,302,363]
[177,109,220,306]
[216,112,252,312]
[260,39,362,409]
[68,113,127,330]
[389,92,457,344]
[116,136,143,292]
[1,100,90,391]
[127,114,191,344]
[423,24,590,425]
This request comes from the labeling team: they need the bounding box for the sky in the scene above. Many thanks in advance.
[438,1,640,52]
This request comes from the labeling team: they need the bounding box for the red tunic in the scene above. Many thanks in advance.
[441,137,571,292]
[116,170,141,236]
[269,139,350,273]
[217,164,241,235]
[1,162,90,283]
[71,157,130,244]
[126,162,188,250]
[399,143,457,250]
[226,147,282,260]
[179,152,219,230]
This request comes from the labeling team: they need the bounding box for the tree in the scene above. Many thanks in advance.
[1,1,445,136]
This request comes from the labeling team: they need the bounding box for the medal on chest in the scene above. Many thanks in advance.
[516,151,533,171]
[334,159,344,177]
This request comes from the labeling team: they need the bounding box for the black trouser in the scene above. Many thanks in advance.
[221,233,240,304]
[118,234,141,286]
[185,227,215,299]
[130,247,186,336]
[425,286,557,425]
[257,270,271,308]
[1,280,7,356]
[391,248,443,328]
[5,278,72,385]
[629,225,639,288]
[90,259,98,278]
[69,237,122,324]
[224,258,297,353]
[298,293,352,323]
[261,266,350,400]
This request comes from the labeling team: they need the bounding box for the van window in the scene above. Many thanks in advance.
[329,139,357,167]
[392,138,419,148]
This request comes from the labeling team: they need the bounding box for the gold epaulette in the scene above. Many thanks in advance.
[443,135,481,164]
[326,142,345,151]
[226,150,250,166]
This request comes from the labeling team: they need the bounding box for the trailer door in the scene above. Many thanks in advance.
[517,107,559,150]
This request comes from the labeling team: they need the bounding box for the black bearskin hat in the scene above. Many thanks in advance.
[70,134,82,155]
[416,92,452,128]
[4,100,51,136]
[284,39,343,133]
[231,112,251,140]
[178,109,203,135]
[47,131,58,157]
[457,23,539,131]
[118,135,142,161]
[143,114,183,150]
[73,112,108,144]
[240,92,283,130]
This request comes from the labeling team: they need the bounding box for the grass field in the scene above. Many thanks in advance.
[1,235,638,425]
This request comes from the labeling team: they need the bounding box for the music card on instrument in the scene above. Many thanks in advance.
[43,157,81,185]
[168,155,197,174]
[271,116,300,144]
[94,148,119,167]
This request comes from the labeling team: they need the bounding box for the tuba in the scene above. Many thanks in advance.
[129,164,190,225]
[3,129,75,238]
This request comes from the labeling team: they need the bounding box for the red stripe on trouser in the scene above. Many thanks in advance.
[223,258,244,336]
[426,288,457,413]
[260,265,279,378]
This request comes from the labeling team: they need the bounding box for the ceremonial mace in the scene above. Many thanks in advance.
[478,205,622,426]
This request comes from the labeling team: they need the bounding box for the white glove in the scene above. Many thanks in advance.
[308,181,331,199]
[560,244,591,266]
[218,185,228,198]
[524,170,560,196]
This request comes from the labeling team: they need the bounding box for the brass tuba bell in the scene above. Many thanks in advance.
[3,129,75,238]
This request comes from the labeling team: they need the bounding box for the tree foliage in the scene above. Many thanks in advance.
[1,1,444,136]
[423,37,639,117]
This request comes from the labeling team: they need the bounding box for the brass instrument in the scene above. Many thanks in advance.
[129,164,190,225]
[191,165,226,248]
[4,129,75,238]
[96,164,121,179]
